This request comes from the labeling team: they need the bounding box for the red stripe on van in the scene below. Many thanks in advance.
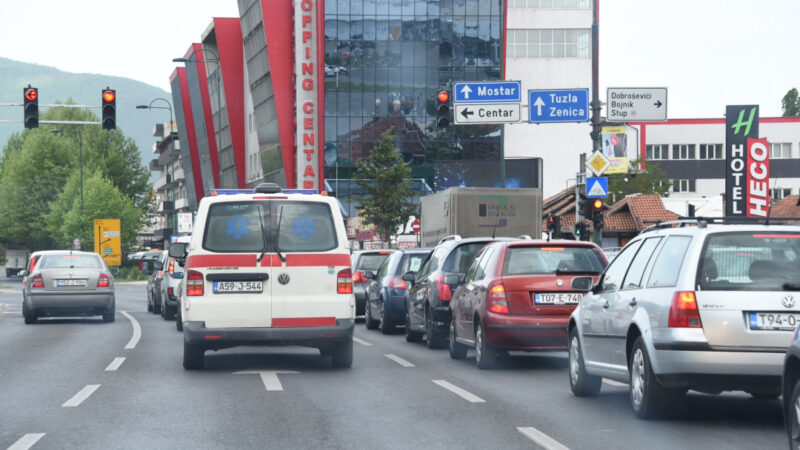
[272,317,336,327]
[187,253,350,269]
[286,254,351,267]
[187,254,258,268]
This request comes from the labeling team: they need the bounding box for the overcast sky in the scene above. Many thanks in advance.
[0,0,797,118]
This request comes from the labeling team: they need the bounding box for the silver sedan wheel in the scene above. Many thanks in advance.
[631,348,645,407]
[569,336,580,386]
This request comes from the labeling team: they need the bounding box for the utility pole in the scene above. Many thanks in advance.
[591,0,603,247]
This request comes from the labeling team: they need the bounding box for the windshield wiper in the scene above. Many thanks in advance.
[275,205,286,263]
[256,204,269,264]
[783,282,800,291]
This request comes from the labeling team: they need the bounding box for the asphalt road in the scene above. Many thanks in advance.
[0,279,787,449]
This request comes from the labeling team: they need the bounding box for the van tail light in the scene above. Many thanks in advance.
[97,273,110,288]
[187,270,204,296]
[168,258,175,276]
[668,291,702,328]
[32,274,44,289]
[435,275,452,301]
[388,276,407,290]
[352,271,367,283]
[338,268,353,294]
[487,281,509,314]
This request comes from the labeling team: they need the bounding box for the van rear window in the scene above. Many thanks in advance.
[698,232,800,291]
[204,203,266,252]
[276,202,337,252]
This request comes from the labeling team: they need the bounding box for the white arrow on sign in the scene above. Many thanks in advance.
[234,370,299,391]
[460,85,472,99]
[533,96,545,116]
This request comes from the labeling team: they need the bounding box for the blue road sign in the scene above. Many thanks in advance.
[586,177,609,198]
[453,81,522,104]
[528,88,589,123]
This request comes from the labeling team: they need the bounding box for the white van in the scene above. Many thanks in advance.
[170,183,355,369]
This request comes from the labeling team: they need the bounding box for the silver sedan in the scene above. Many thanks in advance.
[22,251,115,324]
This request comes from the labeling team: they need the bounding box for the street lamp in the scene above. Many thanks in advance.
[51,128,84,213]
[173,48,222,189]
[136,98,176,240]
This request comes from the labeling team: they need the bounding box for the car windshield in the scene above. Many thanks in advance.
[39,254,103,269]
[356,253,391,271]
[398,252,429,275]
[503,246,607,275]
[443,242,489,274]
[698,231,800,291]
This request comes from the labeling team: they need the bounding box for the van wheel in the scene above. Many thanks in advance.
[364,301,379,330]
[183,341,204,370]
[331,339,353,368]
[449,320,467,360]
[568,328,601,396]
[405,312,423,342]
[629,337,674,419]
[475,323,497,369]
[175,305,183,331]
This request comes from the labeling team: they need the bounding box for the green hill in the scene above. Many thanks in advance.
[0,57,171,182]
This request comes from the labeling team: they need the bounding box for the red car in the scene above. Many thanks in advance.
[448,240,608,369]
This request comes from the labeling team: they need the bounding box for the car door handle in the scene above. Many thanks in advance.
[629,298,637,306]
[603,300,610,309]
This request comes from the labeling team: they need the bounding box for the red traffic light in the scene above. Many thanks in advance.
[437,91,449,103]
[592,199,603,210]
[548,216,555,223]
[103,90,115,103]
[25,89,38,101]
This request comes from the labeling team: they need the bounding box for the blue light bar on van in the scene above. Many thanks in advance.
[210,189,255,196]
[282,189,317,195]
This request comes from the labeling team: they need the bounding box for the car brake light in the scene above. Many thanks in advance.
[338,268,353,294]
[32,274,44,288]
[352,271,367,283]
[388,276,407,290]
[97,273,110,288]
[668,291,702,328]
[168,258,175,276]
[435,275,452,301]
[168,287,173,297]
[488,282,509,314]
[187,270,204,296]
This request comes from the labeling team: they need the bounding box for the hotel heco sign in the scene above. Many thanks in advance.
[295,0,321,191]
[725,105,769,217]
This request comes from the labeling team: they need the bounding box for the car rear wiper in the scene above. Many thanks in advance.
[783,282,800,291]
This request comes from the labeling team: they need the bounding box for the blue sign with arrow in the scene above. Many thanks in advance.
[453,81,522,104]
[528,88,589,123]
[586,177,609,198]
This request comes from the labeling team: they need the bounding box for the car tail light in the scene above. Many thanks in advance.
[668,291,702,328]
[187,270,204,296]
[168,287,174,297]
[488,282,509,314]
[435,275,452,301]
[338,268,353,294]
[352,271,367,283]
[157,270,164,280]
[97,273,110,288]
[168,258,175,276]
[32,274,44,289]
[388,276,407,290]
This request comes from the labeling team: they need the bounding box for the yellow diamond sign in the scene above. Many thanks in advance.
[586,151,611,176]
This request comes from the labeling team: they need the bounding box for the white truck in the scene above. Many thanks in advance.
[419,187,543,248]
[5,248,29,277]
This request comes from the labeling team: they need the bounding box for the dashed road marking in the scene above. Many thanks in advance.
[62,384,100,407]
[121,311,141,350]
[105,357,126,371]
[7,433,46,450]
[352,337,372,346]
[517,426,570,450]
[235,370,300,391]
[432,379,485,403]
[603,379,628,388]
[384,354,415,367]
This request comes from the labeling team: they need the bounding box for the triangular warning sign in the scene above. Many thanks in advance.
[588,180,607,197]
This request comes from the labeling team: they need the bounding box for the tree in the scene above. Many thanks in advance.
[607,158,671,202]
[352,129,417,244]
[782,88,800,117]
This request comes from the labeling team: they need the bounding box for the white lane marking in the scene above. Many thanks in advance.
[234,370,299,391]
[432,380,485,403]
[384,354,415,367]
[62,384,100,407]
[121,311,141,350]
[603,379,628,388]
[352,336,372,346]
[517,427,570,450]
[105,357,126,371]
[7,433,46,450]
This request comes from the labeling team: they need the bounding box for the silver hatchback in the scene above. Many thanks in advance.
[22,251,115,324]
[568,220,800,418]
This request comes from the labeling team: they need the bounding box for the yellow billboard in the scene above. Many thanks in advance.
[94,219,122,267]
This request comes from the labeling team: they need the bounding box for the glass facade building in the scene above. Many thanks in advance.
[323,0,506,188]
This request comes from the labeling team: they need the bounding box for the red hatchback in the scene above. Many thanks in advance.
[448,240,608,369]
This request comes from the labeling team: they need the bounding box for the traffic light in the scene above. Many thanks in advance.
[101,87,116,130]
[436,90,450,128]
[546,214,561,238]
[575,221,588,241]
[23,85,38,129]
[591,198,604,230]
[579,195,592,221]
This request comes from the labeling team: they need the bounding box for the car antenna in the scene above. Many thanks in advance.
[491,220,497,239]
[765,179,778,225]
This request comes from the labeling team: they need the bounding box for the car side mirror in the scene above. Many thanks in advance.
[402,271,416,283]
[444,274,460,285]
[154,261,164,271]
[169,243,187,259]
[571,276,594,292]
